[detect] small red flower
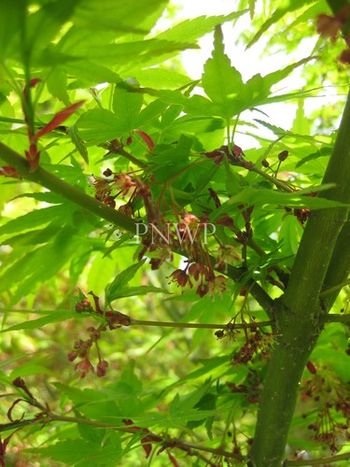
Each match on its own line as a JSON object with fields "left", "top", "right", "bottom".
{"left": 169, "top": 269, "right": 191, "bottom": 288}
{"left": 75, "top": 298, "right": 92, "bottom": 313}
{"left": 0, "top": 166, "right": 20, "bottom": 178}
{"left": 135, "top": 129, "right": 155, "bottom": 151}
{"left": 340, "top": 48, "right": 350, "bottom": 64}
{"left": 96, "top": 360, "right": 109, "bottom": 377}
{"left": 316, "top": 14, "right": 342, "bottom": 41}
{"left": 75, "top": 358, "right": 94, "bottom": 378}
{"left": 196, "top": 283, "right": 209, "bottom": 297}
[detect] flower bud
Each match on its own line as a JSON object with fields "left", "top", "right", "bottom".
{"left": 278, "top": 150, "right": 289, "bottom": 162}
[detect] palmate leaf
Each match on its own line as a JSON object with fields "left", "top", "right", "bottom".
{"left": 0, "top": 225, "right": 82, "bottom": 304}
{"left": 1, "top": 312, "right": 89, "bottom": 333}
{"left": 202, "top": 26, "right": 244, "bottom": 119}
{"left": 73, "top": 0, "right": 168, "bottom": 34}
{"left": 105, "top": 261, "right": 145, "bottom": 302}
{"left": 164, "top": 30, "right": 312, "bottom": 119}
{"left": 76, "top": 109, "right": 127, "bottom": 145}
{"left": 109, "top": 286, "right": 169, "bottom": 300}
{"left": 155, "top": 10, "right": 247, "bottom": 43}
{"left": 113, "top": 87, "right": 144, "bottom": 131}
{"left": 0, "top": 0, "right": 79, "bottom": 61}
{"left": 211, "top": 186, "right": 349, "bottom": 220}
{"left": 246, "top": 0, "right": 316, "bottom": 48}
{"left": 29, "top": 435, "right": 122, "bottom": 467}
{"left": 0, "top": 205, "right": 67, "bottom": 237}
{"left": 56, "top": 39, "right": 197, "bottom": 65}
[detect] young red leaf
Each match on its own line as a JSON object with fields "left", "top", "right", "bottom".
{"left": 306, "top": 361, "right": 317, "bottom": 374}
{"left": 23, "top": 78, "right": 41, "bottom": 99}
{"left": 0, "top": 166, "right": 21, "bottom": 179}
{"left": 25, "top": 143, "right": 40, "bottom": 172}
{"left": 167, "top": 451, "right": 180, "bottom": 467}
{"left": 35, "top": 100, "right": 85, "bottom": 140}
{"left": 135, "top": 129, "right": 155, "bottom": 151}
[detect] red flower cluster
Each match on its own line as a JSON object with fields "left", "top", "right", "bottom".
{"left": 69, "top": 293, "right": 131, "bottom": 378}
{"left": 227, "top": 369, "right": 262, "bottom": 404}
{"left": 233, "top": 327, "right": 272, "bottom": 364}
{"left": 317, "top": 6, "right": 350, "bottom": 64}
{"left": 68, "top": 325, "right": 106, "bottom": 379}
{"left": 301, "top": 372, "right": 350, "bottom": 452}
{"left": 169, "top": 261, "right": 227, "bottom": 297}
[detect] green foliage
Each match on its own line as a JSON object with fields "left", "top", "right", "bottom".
{"left": 0, "top": 1, "right": 350, "bottom": 466}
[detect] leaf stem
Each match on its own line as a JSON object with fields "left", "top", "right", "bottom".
{"left": 129, "top": 318, "right": 272, "bottom": 330}
{"left": 323, "top": 314, "right": 350, "bottom": 325}
{"left": 0, "top": 413, "right": 243, "bottom": 463}
{"left": 284, "top": 451, "right": 350, "bottom": 466}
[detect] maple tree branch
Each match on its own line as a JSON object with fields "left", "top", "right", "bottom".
{"left": 323, "top": 314, "right": 350, "bottom": 325}
{"left": 0, "top": 142, "right": 274, "bottom": 315}
{"left": 129, "top": 318, "right": 273, "bottom": 330}
{"left": 0, "top": 413, "right": 241, "bottom": 464}
{"left": 284, "top": 451, "right": 350, "bottom": 466}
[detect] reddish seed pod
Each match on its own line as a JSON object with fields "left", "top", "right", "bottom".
{"left": 75, "top": 299, "right": 92, "bottom": 313}
{"left": 67, "top": 351, "right": 78, "bottom": 362}
{"left": 96, "top": 360, "right": 109, "bottom": 377}
{"left": 103, "top": 168, "right": 113, "bottom": 177}
{"left": 196, "top": 283, "right": 209, "bottom": 297}
{"left": 215, "top": 330, "right": 225, "bottom": 339}
{"left": 261, "top": 159, "right": 269, "bottom": 168}
{"left": 278, "top": 150, "right": 289, "bottom": 161}
{"left": 340, "top": 48, "right": 350, "bottom": 64}
{"left": 306, "top": 361, "right": 317, "bottom": 374}
{"left": 103, "top": 196, "right": 116, "bottom": 208}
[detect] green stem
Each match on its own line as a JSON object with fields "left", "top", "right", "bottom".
{"left": 0, "top": 142, "right": 136, "bottom": 232}
{"left": 250, "top": 87, "right": 350, "bottom": 467}
{"left": 284, "top": 451, "right": 350, "bottom": 466}
{"left": 323, "top": 314, "right": 350, "bottom": 325}
{"left": 0, "top": 413, "right": 237, "bottom": 462}
{"left": 130, "top": 318, "right": 272, "bottom": 330}
{"left": 320, "top": 276, "right": 350, "bottom": 299}
{"left": 320, "top": 219, "right": 350, "bottom": 310}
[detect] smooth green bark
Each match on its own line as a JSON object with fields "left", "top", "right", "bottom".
{"left": 250, "top": 88, "right": 350, "bottom": 466}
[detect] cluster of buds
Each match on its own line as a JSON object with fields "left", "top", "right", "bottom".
{"left": 91, "top": 176, "right": 115, "bottom": 207}
{"left": 294, "top": 208, "right": 311, "bottom": 224}
{"left": 0, "top": 166, "right": 21, "bottom": 179}
{"left": 68, "top": 325, "right": 109, "bottom": 378}
{"left": 68, "top": 294, "right": 132, "bottom": 378}
{"left": 317, "top": 5, "right": 350, "bottom": 64}
{"left": 301, "top": 373, "right": 350, "bottom": 452}
{"left": 90, "top": 169, "right": 139, "bottom": 209}
{"left": 169, "top": 261, "right": 227, "bottom": 298}
{"left": 232, "top": 327, "right": 272, "bottom": 364}
{"left": 215, "top": 245, "right": 241, "bottom": 271}
{"left": 261, "top": 150, "right": 289, "bottom": 170}
{"left": 226, "top": 369, "right": 262, "bottom": 404}
{"left": 204, "top": 144, "right": 245, "bottom": 165}
{"left": 139, "top": 212, "right": 211, "bottom": 273}
{"left": 114, "top": 172, "right": 137, "bottom": 196}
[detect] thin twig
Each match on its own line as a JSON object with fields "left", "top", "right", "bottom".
{"left": 130, "top": 318, "right": 273, "bottom": 330}
{"left": 284, "top": 451, "right": 350, "bottom": 466}
{"left": 323, "top": 314, "right": 350, "bottom": 325}
{"left": 0, "top": 414, "right": 243, "bottom": 463}
{"left": 320, "top": 279, "right": 350, "bottom": 298}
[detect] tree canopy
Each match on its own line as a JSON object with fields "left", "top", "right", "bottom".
{"left": 0, "top": 1, "right": 350, "bottom": 466}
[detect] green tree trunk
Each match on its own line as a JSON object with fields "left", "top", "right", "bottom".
{"left": 250, "top": 88, "right": 350, "bottom": 466}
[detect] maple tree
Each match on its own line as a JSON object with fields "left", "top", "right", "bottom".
{"left": 0, "top": 1, "right": 350, "bottom": 466}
